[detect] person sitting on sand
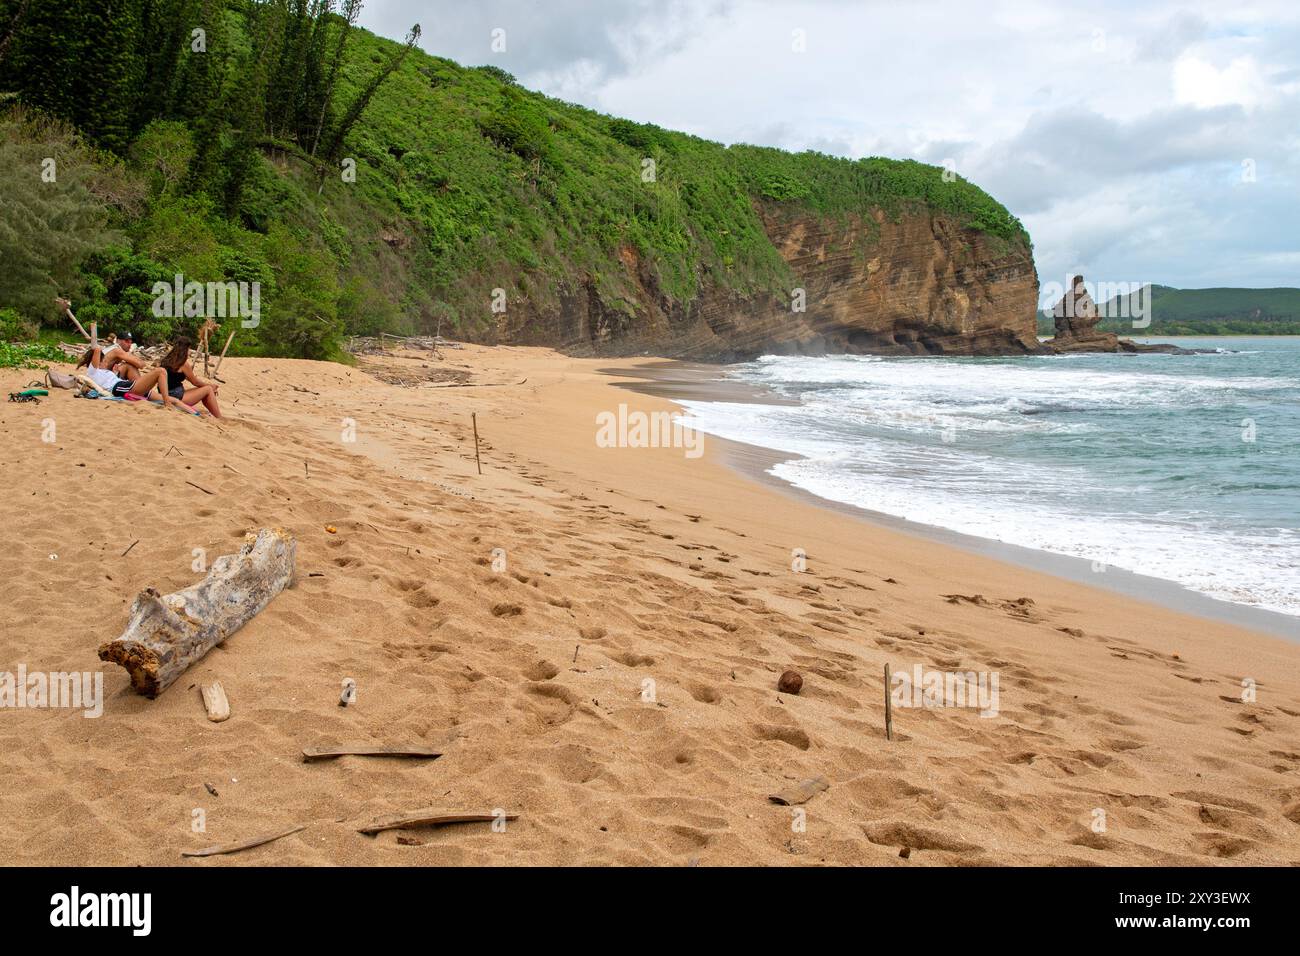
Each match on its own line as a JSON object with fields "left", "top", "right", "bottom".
{"left": 75, "top": 344, "right": 180, "bottom": 407}
{"left": 157, "top": 337, "right": 223, "bottom": 418}
{"left": 99, "top": 332, "right": 142, "bottom": 382}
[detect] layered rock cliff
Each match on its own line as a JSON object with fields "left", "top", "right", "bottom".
{"left": 492, "top": 204, "right": 1041, "bottom": 361}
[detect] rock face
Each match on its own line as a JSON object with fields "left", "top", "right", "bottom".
{"left": 489, "top": 205, "right": 1041, "bottom": 360}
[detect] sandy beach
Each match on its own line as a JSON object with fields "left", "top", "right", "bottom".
{"left": 2, "top": 344, "right": 1298, "bottom": 866}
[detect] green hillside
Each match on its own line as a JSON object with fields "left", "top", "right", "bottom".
{"left": 1037, "top": 285, "right": 1300, "bottom": 336}
{"left": 0, "top": 0, "right": 1027, "bottom": 359}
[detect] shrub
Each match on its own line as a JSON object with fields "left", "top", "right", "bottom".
{"left": 129, "top": 120, "right": 195, "bottom": 197}
{"left": 475, "top": 65, "right": 517, "bottom": 87}
{"left": 0, "top": 307, "right": 38, "bottom": 342}
{"left": 759, "top": 173, "right": 809, "bottom": 201}
{"left": 609, "top": 119, "right": 664, "bottom": 152}
{"left": 479, "top": 89, "right": 551, "bottom": 162}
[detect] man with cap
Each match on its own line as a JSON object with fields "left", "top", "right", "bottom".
{"left": 102, "top": 331, "right": 143, "bottom": 382}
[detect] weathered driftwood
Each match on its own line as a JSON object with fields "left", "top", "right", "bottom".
{"left": 99, "top": 528, "right": 296, "bottom": 698}
{"left": 357, "top": 811, "right": 517, "bottom": 836}
{"left": 181, "top": 824, "right": 305, "bottom": 858}
{"left": 767, "top": 775, "right": 830, "bottom": 806}
{"left": 200, "top": 681, "right": 230, "bottom": 722}
{"left": 301, "top": 744, "right": 441, "bottom": 763}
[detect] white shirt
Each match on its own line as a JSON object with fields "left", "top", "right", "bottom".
{"left": 86, "top": 365, "right": 122, "bottom": 391}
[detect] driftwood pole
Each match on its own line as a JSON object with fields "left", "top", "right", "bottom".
{"left": 58, "top": 299, "right": 92, "bottom": 341}
{"left": 213, "top": 329, "right": 237, "bottom": 379}
{"left": 471, "top": 412, "right": 482, "bottom": 475}
{"left": 884, "top": 663, "right": 894, "bottom": 741}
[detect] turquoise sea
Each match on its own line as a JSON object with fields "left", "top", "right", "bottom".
{"left": 679, "top": 338, "right": 1300, "bottom": 618}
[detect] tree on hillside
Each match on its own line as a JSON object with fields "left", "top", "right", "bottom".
{"left": 0, "top": 0, "right": 33, "bottom": 70}
{"left": 310, "top": 0, "right": 362, "bottom": 157}
{"left": 135, "top": 0, "right": 201, "bottom": 128}
{"left": 0, "top": 109, "right": 119, "bottom": 318}
{"left": 320, "top": 22, "right": 420, "bottom": 164}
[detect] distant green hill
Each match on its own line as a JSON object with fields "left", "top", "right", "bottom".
{"left": 1037, "top": 285, "right": 1300, "bottom": 336}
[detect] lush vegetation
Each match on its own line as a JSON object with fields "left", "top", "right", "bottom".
{"left": 0, "top": 0, "right": 1028, "bottom": 360}
{"left": 1037, "top": 285, "right": 1300, "bottom": 335}
{"left": 0, "top": 340, "right": 66, "bottom": 370}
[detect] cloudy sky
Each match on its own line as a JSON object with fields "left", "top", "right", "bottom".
{"left": 360, "top": 0, "right": 1300, "bottom": 291}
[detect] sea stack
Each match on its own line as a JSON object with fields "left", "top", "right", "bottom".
{"left": 1044, "top": 275, "right": 1188, "bottom": 354}
{"left": 1048, "top": 275, "right": 1121, "bottom": 351}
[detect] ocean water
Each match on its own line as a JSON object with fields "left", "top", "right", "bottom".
{"left": 678, "top": 337, "right": 1300, "bottom": 618}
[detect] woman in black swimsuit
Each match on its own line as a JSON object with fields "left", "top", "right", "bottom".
{"left": 158, "top": 337, "right": 223, "bottom": 418}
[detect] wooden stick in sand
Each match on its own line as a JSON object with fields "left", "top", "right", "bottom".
{"left": 357, "top": 811, "right": 517, "bottom": 836}
{"left": 471, "top": 412, "right": 482, "bottom": 475}
{"left": 57, "top": 298, "right": 91, "bottom": 341}
{"left": 213, "top": 328, "right": 237, "bottom": 379}
{"left": 182, "top": 824, "right": 305, "bottom": 858}
{"left": 301, "top": 744, "right": 442, "bottom": 762}
{"left": 884, "top": 663, "right": 894, "bottom": 741}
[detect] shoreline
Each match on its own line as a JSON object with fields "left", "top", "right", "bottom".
{"left": 610, "top": 359, "right": 1299, "bottom": 642}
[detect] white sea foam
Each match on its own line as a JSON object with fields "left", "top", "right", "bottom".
{"left": 679, "top": 350, "right": 1300, "bottom": 617}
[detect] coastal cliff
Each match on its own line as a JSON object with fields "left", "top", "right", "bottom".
{"left": 492, "top": 205, "right": 1041, "bottom": 360}
{"left": 1, "top": 11, "right": 1041, "bottom": 362}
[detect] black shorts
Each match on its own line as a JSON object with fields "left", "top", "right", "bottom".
{"left": 169, "top": 385, "right": 185, "bottom": 400}
{"left": 111, "top": 381, "right": 132, "bottom": 397}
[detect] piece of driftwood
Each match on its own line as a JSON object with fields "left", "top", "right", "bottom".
{"left": 98, "top": 528, "right": 296, "bottom": 698}
{"left": 767, "top": 775, "right": 830, "bottom": 806}
{"left": 301, "top": 744, "right": 441, "bottom": 763}
{"left": 425, "top": 378, "right": 527, "bottom": 389}
{"left": 471, "top": 412, "right": 482, "bottom": 475}
{"left": 181, "top": 824, "right": 305, "bottom": 858}
{"left": 357, "top": 811, "right": 517, "bottom": 836}
{"left": 200, "top": 681, "right": 230, "bottom": 722}
{"left": 213, "top": 329, "right": 237, "bottom": 378}
{"left": 884, "top": 663, "right": 894, "bottom": 741}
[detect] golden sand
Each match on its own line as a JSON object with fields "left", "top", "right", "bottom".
{"left": 1, "top": 345, "right": 1297, "bottom": 865}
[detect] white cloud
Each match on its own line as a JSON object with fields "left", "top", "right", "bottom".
{"left": 1173, "top": 55, "right": 1272, "bottom": 110}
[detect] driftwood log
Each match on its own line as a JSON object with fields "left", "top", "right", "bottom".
{"left": 99, "top": 528, "right": 296, "bottom": 698}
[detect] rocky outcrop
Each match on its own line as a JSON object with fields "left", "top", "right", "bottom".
{"left": 1044, "top": 274, "right": 1190, "bottom": 354}
{"left": 1046, "top": 274, "right": 1122, "bottom": 352}
{"left": 490, "top": 205, "right": 1041, "bottom": 360}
